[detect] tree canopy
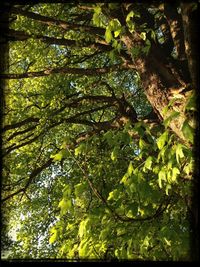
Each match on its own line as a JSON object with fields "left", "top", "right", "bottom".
{"left": 1, "top": 2, "right": 199, "bottom": 261}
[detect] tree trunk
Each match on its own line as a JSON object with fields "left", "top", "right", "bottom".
{"left": 121, "top": 33, "right": 192, "bottom": 145}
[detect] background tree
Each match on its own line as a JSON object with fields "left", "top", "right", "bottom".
{"left": 1, "top": 2, "right": 198, "bottom": 261}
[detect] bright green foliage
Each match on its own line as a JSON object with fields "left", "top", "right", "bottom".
{"left": 49, "top": 228, "right": 58, "bottom": 244}
{"left": 181, "top": 120, "right": 195, "bottom": 144}
{"left": 1, "top": 2, "right": 196, "bottom": 262}
{"left": 157, "top": 131, "right": 169, "bottom": 150}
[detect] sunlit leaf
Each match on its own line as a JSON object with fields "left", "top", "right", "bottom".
{"left": 58, "top": 198, "right": 72, "bottom": 215}
{"left": 157, "top": 131, "right": 168, "bottom": 150}
{"left": 165, "top": 184, "right": 171, "bottom": 195}
{"left": 105, "top": 27, "right": 113, "bottom": 43}
{"left": 75, "top": 143, "right": 86, "bottom": 156}
{"left": 158, "top": 168, "right": 166, "bottom": 188}
{"left": 185, "top": 93, "right": 196, "bottom": 111}
{"left": 181, "top": 119, "right": 194, "bottom": 144}
{"left": 140, "top": 32, "right": 146, "bottom": 41}
{"left": 50, "top": 151, "right": 63, "bottom": 161}
{"left": 144, "top": 156, "right": 153, "bottom": 170}
{"left": 126, "top": 11, "right": 134, "bottom": 22}
{"left": 175, "top": 144, "right": 184, "bottom": 164}
{"left": 171, "top": 167, "right": 180, "bottom": 182}
{"left": 127, "top": 161, "right": 134, "bottom": 176}
{"left": 111, "top": 146, "right": 119, "bottom": 161}
{"left": 49, "top": 228, "right": 57, "bottom": 244}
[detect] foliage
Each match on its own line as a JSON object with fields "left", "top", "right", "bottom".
{"left": 1, "top": 2, "right": 197, "bottom": 261}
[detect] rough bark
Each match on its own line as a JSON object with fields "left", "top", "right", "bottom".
{"left": 180, "top": 3, "right": 198, "bottom": 90}
{"left": 121, "top": 32, "right": 190, "bottom": 144}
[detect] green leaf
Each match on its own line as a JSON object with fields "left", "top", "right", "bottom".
{"left": 127, "top": 161, "right": 134, "bottom": 176}
{"left": 126, "top": 11, "right": 134, "bottom": 22}
{"left": 63, "top": 185, "right": 72, "bottom": 198}
{"left": 78, "top": 218, "right": 89, "bottom": 238}
{"left": 108, "top": 3, "right": 119, "bottom": 10}
{"left": 50, "top": 151, "right": 63, "bottom": 161}
{"left": 112, "top": 39, "right": 118, "bottom": 49}
{"left": 157, "top": 131, "right": 168, "bottom": 150}
{"left": 165, "top": 184, "right": 171, "bottom": 196}
{"left": 50, "top": 148, "right": 70, "bottom": 161}
{"left": 105, "top": 27, "right": 113, "bottom": 43}
{"left": 162, "top": 105, "right": 169, "bottom": 116}
{"left": 158, "top": 168, "right": 166, "bottom": 188}
{"left": 163, "top": 111, "right": 180, "bottom": 127}
{"left": 103, "top": 130, "right": 113, "bottom": 143}
{"left": 183, "top": 162, "right": 193, "bottom": 176}
{"left": 74, "top": 182, "right": 86, "bottom": 197}
{"left": 127, "top": 20, "right": 135, "bottom": 33}
{"left": 92, "top": 13, "right": 100, "bottom": 27}
{"left": 93, "top": 6, "right": 101, "bottom": 15}
{"left": 99, "top": 228, "right": 110, "bottom": 240}
{"left": 114, "top": 29, "right": 121, "bottom": 37}
{"left": 75, "top": 143, "right": 86, "bottom": 156}
{"left": 116, "top": 227, "right": 126, "bottom": 236}
{"left": 144, "top": 156, "right": 153, "bottom": 170}
{"left": 171, "top": 167, "right": 180, "bottom": 182}
{"left": 121, "top": 131, "right": 131, "bottom": 145}
{"left": 140, "top": 32, "right": 146, "bottom": 41}
{"left": 139, "top": 138, "right": 147, "bottom": 150}
{"left": 185, "top": 93, "right": 196, "bottom": 111}
{"left": 115, "top": 248, "right": 120, "bottom": 258}
{"left": 142, "top": 40, "right": 151, "bottom": 55}
{"left": 167, "top": 160, "right": 174, "bottom": 170}
{"left": 107, "top": 188, "right": 119, "bottom": 201}
{"left": 134, "top": 122, "right": 146, "bottom": 137}
{"left": 109, "top": 50, "right": 117, "bottom": 62}
{"left": 49, "top": 227, "right": 57, "bottom": 244}
{"left": 110, "top": 19, "right": 121, "bottom": 32}
{"left": 157, "top": 145, "right": 168, "bottom": 163}
{"left": 120, "top": 173, "right": 129, "bottom": 185}
{"left": 175, "top": 144, "right": 184, "bottom": 164}
{"left": 150, "top": 29, "right": 156, "bottom": 41}
{"left": 58, "top": 198, "right": 72, "bottom": 215}
{"left": 181, "top": 119, "right": 194, "bottom": 144}
{"left": 126, "top": 203, "right": 138, "bottom": 218}
{"left": 164, "top": 237, "right": 171, "bottom": 246}
{"left": 111, "top": 146, "right": 119, "bottom": 161}
{"left": 78, "top": 239, "right": 89, "bottom": 258}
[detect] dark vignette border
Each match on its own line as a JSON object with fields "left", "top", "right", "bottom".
{"left": 0, "top": 1, "right": 199, "bottom": 264}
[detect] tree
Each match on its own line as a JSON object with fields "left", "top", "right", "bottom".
{"left": 1, "top": 2, "right": 198, "bottom": 261}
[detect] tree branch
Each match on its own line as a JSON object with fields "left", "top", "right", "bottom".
{"left": 9, "top": 6, "right": 105, "bottom": 36}
{"left": 5, "top": 29, "right": 111, "bottom": 52}
{"left": 0, "top": 64, "right": 126, "bottom": 79}
{"left": 164, "top": 3, "right": 186, "bottom": 60}
{"left": 3, "top": 117, "right": 39, "bottom": 132}
{"left": 6, "top": 125, "right": 37, "bottom": 142}
{"left": 1, "top": 158, "right": 53, "bottom": 203}
{"left": 180, "top": 3, "right": 198, "bottom": 89}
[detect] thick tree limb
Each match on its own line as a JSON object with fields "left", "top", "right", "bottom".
{"left": 164, "top": 3, "right": 186, "bottom": 60}
{"left": 9, "top": 6, "right": 105, "bottom": 36}
{"left": 121, "top": 32, "right": 190, "bottom": 144}
{"left": 180, "top": 3, "right": 198, "bottom": 89}
{"left": 0, "top": 64, "right": 128, "bottom": 79}
{"left": 6, "top": 125, "right": 37, "bottom": 141}
{"left": 4, "top": 29, "right": 111, "bottom": 51}
{"left": 3, "top": 117, "right": 39, "bottom": 132}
